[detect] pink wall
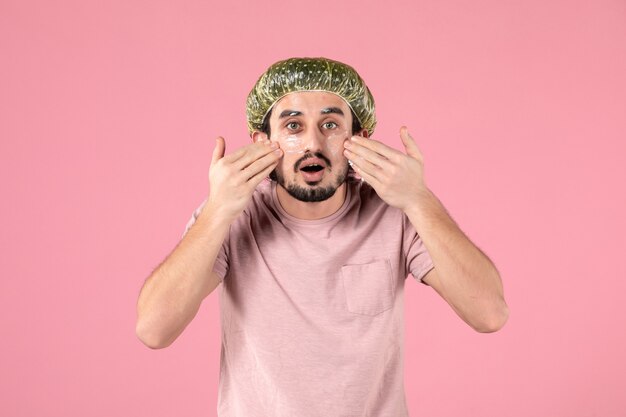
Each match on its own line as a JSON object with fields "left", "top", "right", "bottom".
{"left": 1, "top": 0, "right": 625, "bottom": 416}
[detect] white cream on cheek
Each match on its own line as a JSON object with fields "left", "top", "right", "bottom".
{"left": 272, "top": 128, "right": 349, "bottom": 158}
{"left": 280, "top": 134, "right": 305, "bottom": 154}
{"left": 325, "top": 128, "right": 350, "bottom": 158}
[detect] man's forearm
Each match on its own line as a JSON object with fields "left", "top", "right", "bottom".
{"left": 405, "top": 187, "right": 508, "bottom": 331}
{"left": 135, "top": 202, "right": 231, "bottom": 348}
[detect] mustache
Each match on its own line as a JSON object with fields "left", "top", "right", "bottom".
{"left": 294, "top": 152, "right": 332, "bottom": 172}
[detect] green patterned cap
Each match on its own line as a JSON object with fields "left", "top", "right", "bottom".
{"left": 246, "top": 57, "right": 377, "bottom": 136}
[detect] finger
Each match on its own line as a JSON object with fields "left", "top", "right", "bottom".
{"left": 343, "top": 142, "right": 393, "bottom": 172}
{"left": 347, "top": 150, "right": 382, "bottom": 183}
{"left": 211, "top": 136, "right": 226, "bottom": 165}
{"left": 350, "top": 159, "right": 381, "bottom": 189}
{"left": 234, "top": 141, "right": 278, "bottom": 171}
{"left": 222, "top": 140, "right": 266, "bottom": 165}
{"left": 399, "top": 126, "right": 423, "bottom": 160}
{"left": 247, "top": 154, "right": 280, "bottom": 186}
{"left": 243, "top": 148, "right": 282, "bottom": 181}
{"left": 349, "top": 135, "right": 403, "bottom": 162}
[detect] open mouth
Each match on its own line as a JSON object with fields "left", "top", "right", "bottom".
{"left": 299, "top": 164, "right": 326, "bottom": 182}
{"left": 300, "top": 165, "right": 324, "bottom": 173}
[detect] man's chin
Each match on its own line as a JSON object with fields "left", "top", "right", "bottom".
{"left": 273, "top": 174, "right": 340, "bottom": 203}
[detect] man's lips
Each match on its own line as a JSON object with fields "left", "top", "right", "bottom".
{"left": 298, "top": 157, "right": 327, "bottom": 170}
{"left": 300, "top": 167, "right": 325, "bottom": 182}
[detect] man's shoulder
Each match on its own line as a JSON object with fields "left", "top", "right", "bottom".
{"left": 256, "top": 178, "right": 274, "bottom": 202}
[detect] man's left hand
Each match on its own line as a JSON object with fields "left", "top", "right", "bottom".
{"left": 343, "top": 126, "right": 429, "bottom": 212}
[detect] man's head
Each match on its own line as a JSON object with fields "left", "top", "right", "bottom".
{"left": 246, "top": 57, "right": 376, "bottom": 202}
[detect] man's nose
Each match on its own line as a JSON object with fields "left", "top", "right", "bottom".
{"left": 302, "top": 128, "right": 325, "bottom": 152}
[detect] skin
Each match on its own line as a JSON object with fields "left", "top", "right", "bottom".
{"left": 136, "top": 138, "right": 283, "bottom": 348}
{"left": 339, "top": 123, "right": 509, "bottom": 332}
{"left": 136, "top": 91, "right": 509, "bottom": 350}
{"left": 253, "top": 91, "right": 509, "bottom": 332}
{"left": 251, "top": 91, "right": 368, "bottom": 220}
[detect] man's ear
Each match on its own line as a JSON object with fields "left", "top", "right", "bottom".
{"left": 251, "top": 130, "right": 268, "bottom": 144}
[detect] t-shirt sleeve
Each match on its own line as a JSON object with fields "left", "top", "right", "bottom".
{"left": 403, "top": 212, "right": 434, "bottom": 285}
{"left": 181, "top": 199, "right": 229, "bottom": 282}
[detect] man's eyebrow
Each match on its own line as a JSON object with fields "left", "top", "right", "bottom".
{"left": 321, "top": 107, "right": 345, "bottom": 116}
{"left": 278, "top": 110, "right": 302, "bottom": 119}
{"left": 278, "top": 107, "right": 345, "bottom": 119}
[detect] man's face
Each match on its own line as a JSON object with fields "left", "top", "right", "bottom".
{"left": 263, "top": 91, "right": 358, "bottom": 202}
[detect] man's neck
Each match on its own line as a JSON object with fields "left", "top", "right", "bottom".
{"left": 275, "top": 183, "right": 347, "bottom": 220}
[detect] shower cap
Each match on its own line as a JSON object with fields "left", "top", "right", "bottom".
{"left": 246, "top": 57, "right": 377, "bottom": 136}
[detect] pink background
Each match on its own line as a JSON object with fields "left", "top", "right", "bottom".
{"left": 1, "top": 0, "right": 625, "bottom": 416}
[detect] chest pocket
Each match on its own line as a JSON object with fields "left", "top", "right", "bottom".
{"left": 340, "top": 259, "right": 394, "bottom": 316}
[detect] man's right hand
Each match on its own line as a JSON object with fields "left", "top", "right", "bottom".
{"left": 205, "top": 135, "right": 282, "bottom": 221}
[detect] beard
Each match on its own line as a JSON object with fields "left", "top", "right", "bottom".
{"left": 270, "top": 161, "right": 350, "bottom": 203}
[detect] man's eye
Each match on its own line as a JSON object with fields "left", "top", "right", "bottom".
{"left": 323, "top": 122, "right": 338, "bottom": 129}
{"left": 286, "top": 122, "right": 300, "bottom": 130}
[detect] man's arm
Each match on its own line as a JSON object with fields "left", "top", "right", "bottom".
{"left": 135, "top": 135, "right": 282, "bottom": 349}
{"left": 135, "top": 203, "right": 229, "bottom": 349}
{"left": 406, "top": 188, "right": 509, "bottom": 333}
{"left": 341, "top": 127, "right": 508, "bottom": 332}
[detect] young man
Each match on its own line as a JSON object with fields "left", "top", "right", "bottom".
{"left": 136, "top": 57, "right": 509, "bottom": 416}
